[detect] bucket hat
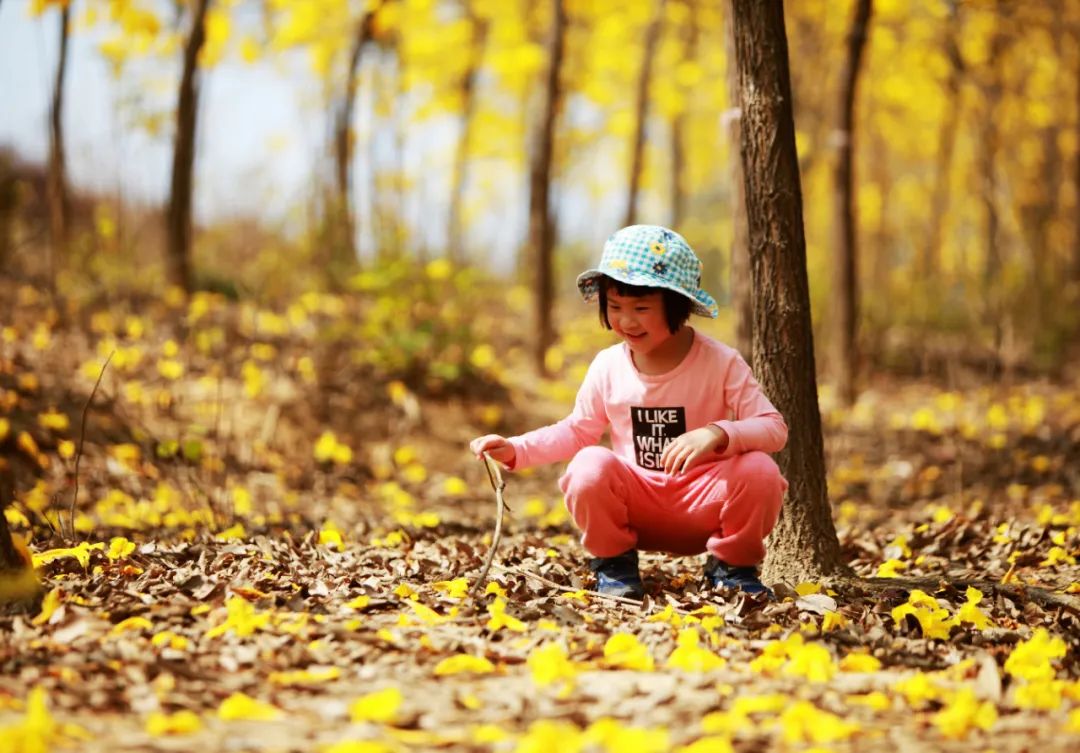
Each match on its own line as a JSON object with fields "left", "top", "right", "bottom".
{"left": 576, "top": 225, "right": 719, "bottom": 318}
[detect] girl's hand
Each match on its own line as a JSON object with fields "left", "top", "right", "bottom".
{"left": 660, "top": 426, "right": 728, "bottom": 475}
{"left": 469, "top": 434, "right": 516, "bottom": 466}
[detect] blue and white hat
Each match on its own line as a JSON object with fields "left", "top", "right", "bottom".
{"left": 576, "top": 225, "right": 719, "bottom": 318}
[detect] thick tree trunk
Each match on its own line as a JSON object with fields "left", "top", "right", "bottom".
{"left": 0, "top": 152, "right": 14, "bottom": 273}
{"left": 980, "top": 10, "right": 1006, "bottom": 293}
{"left": 530, "top": 0, "right": 566, "bottom": 376}
{"left": 624, "top": 0, "right": 664, "bottom": 227}
{"left": 331, "top": 6, "right": 380, "bottom": 281}
{"left": 45, "top": 4, "right": 71, "bottom": 287}
{"left": 447, "top": 11, "right": 489, "bottom": 264}
{"left": 730, "top": 0, "right": 848, "bottom": 583}
{"left": 832, "top": 0, "right": 872, "bottom": 407}
{"left": 724, "top": 8, "right": 752, "bottom": 358}
{"left": 921, "top": 0, "right": 963, "bottom": 280}
{"left": 166, "top": 0, "right": 211, "bottom": 294}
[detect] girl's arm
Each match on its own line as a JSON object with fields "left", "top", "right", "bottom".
{"left": 505, "top": 356, "right": 609, "bottom": 470}
{"left": 710, "top": 354, "right": 788, "bottom": 457}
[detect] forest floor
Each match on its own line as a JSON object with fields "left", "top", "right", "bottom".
{"left": 1, "top": 276, "right": 1079, "bottom": 753}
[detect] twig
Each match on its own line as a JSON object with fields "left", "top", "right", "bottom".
{"left": 470, "top": 452, "right": 508, "bottom": 597}
{"left": 491, "top": 563, "right": 675, "bottom": 612}
{"left": 855, "top": 576, "right": 1080, "bottom": 617}
{"left": 70, "top": 350, "right": 114, "bottom": 542}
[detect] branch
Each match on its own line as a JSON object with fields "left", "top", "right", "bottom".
{"left": 70, "top": 350, "right": 113, "bottom": 541}
{"left": 470, "top": 453, "right": 508, "bottom": 597}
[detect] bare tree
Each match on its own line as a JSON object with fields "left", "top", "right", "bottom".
{"left": 730, "top": 0, "right": 848, "bottom": 583}
{"left": 165, "top": 0, "right": 212, "bottom": 294}
{"left": 447, "top": 5, "right": 489, "bottom": 263}
{"left": 46, "top": 2, "right": 71, "bottom": 287}
{"left": 832, "top": 0, "right": 873, "bottom": 406}
{"left": 625, "top": 0, "right": 665, "bottom": 226}
{"left": 921, "top": 0, "right": 964, "bottom": 279}
{"left": 529, "top": 0, "right": 567, "bottom": 375}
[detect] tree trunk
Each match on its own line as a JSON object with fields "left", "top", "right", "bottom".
{"left": 0, "top": 153, "right": 14, "bottom": 273}
{"left": 724, "top": 7, "right": 752, "bottom": 358}
{"left": 166, "top": 0, "right": 211, "bottom": 294}
{"left": 1074, "top": 18, "right": 1080, "bottom": 283}
{"left": 624, "top": 0, "right": 665, "bottom": 227}
{"left": 530, "top": 0, "right": 567, "bottom": 376}
{"left": 832, "top": 0, "right": 872, "bottom": 407}
{"left": 670, "top": 5, "right": 699, "bottom": 230}
{"left": 447, "top": 10, "right": 489, "bottom": 264}
{"left": 45, "top": 3, "right": 71, "bottom": 288}
{"left": 980, "top": 8, "right": 1006, "bottom": 294}
{"left": 730, "top": 0, "right": 848, "bottom": 583}
{"left": 921, "top": 0, "right": 963, "bottom": 280}
{"left": 331, "top": 6, "right": 380, "bottom": 282}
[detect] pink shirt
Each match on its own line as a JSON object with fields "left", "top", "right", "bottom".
{"left": 508, "top": 330, "right": 787, "bottom": 472}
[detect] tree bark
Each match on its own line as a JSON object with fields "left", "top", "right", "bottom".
{"left": 832, "top": 0, "right": 872, "bottom": 407}
{"left": 530, "top": 0, "right": 566, "bottom": 376}
{"left": 724, "top": 7, "right": 751, "bottom": 358}
{"left": 1074, "top": 18, "right": 1080, "bottom": 283}
{"left": 921, "top": 0, "right": 963, "bottom": 280}
{"left": 625, "top": 0, "right": 665, "bottom": 226}
{"left": 730, "top": 0, "right": 848, "bottom": 583}
{"left": 166, "top": 0, "right": 212, "bottom": 294}
{"left": 447, "top": 9, "right": 489, "bottom": 264}
{"left": 45, "top": 3, "right": 71, "bottom": 288}
{"left": 332, "top": 5, "right": 381, "bottom": 281}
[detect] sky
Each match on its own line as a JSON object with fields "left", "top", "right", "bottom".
{"left": 0, "top": 1, "right": 643, "bottom": 271}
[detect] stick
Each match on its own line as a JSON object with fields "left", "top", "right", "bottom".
{"left": 470, "top": 452, "right": 508, "bottom": 597}
{"left": 491, "top": 563, "right": 668, "bottom": 611}
{"left": 70, "top": 350, "right": 113, "bottom": 541}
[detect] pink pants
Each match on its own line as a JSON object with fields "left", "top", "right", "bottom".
{"left": 558, "top": 446, "right": 787, "bottom": 566}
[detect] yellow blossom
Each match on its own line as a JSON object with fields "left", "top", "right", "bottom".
{"left": 527, "top": 642, "right": 580, "bottom": 689}
{"left": 146, "top": 710, "right": 202, "bottom": 736}
{"left": 666, "top": 629, "right": 726, "bottom": 673}
{"left": 603, "top": 633, "right": 655, "bottom": 672}
{"left": 486, "top": 597, "right": 527, "bottom": 633}
{"left": 217, "top": 692, "right": 281, "bottom": 721}
{"left": 779, "top": 700, "right": 860, "bottom": 744}
{"left": 1004, "top": 628, "right": 1067, "bottom": 682}
{"left": 349, "top": 687, "right": 403, "bottom": 723}
{"left": 433, "top": 654, "right": 495, "bottom": 676}
{"left": 934, "top": 688, "right": 996, "bottom": 739}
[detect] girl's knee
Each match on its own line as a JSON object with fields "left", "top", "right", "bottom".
{"left": 733, "top": 451, "right": 786, "bottom": 498}
{"left": 561, "top": 446, "right": 621, "bottom": 495}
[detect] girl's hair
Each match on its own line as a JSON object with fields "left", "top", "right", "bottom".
{"left": 598, "top": 276, "right": 691, "bottom": 334}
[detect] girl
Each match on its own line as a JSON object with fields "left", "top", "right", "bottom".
{"left": 470, "top": 225, "right": 787, "bottom": 599}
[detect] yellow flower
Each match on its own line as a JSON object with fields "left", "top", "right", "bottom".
{"left": 146, "top": 710, "right": 202, "bottom": 736}
{"left": 1004, "top": 628, "right": 1067, "bottom": 682}
{"left": 666, "top": 629, "right": 725, "bottom": 673}
{"left": 956, "top": 587, "right": 993, "bottom": 629}
{"left": 486, "top": 597, "right": 526, "bottom": 633}
{"left": 933, "top": 688, "right": 996, "bottom": 739}
{"left": 527, "top": 642, "right": 580, "bottom": 689}
{"left": 603, "top": 633, "right": 655, "bottom": 672}
{"left": 649, "top": 241, "right": 666, "bottom": 255}
{"left": 217, "top": 692, "right": 281, "bottom": 721}
{"left": 107, "top": 536, "right": 136, "bottom": 561}
{"left": 433, "top": 654, "right": 495, "bottom": 676}
{"left": 779, "top": 700, "right": 860, "bottom": 744}
{"left": 349, "top": 687, "right": 403, "bottom": 723}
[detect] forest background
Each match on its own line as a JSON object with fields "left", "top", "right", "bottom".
{"left": 1, "top": 1, "right": 1079, "bottom": 752}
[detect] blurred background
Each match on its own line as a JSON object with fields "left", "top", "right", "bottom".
{"left": 2, "top": 0, "right": 1079, "bottom": 389}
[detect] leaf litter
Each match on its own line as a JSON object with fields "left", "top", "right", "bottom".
{"left": 0, "top": 280, "right": 1078, "bottom": 752}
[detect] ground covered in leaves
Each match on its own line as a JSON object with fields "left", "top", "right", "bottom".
{"left": 1, "top": 275, "right": 1079, "bottom": 752}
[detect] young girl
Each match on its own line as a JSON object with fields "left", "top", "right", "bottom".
{"left": 470, "top": 225, "right": 788, "bottom": 599}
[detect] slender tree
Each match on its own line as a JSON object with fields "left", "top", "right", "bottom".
{"left": 447, "top": 5, "right": 489, "bottom": 263}
{"left": 166, "top": 0, "right": 212, "bottom": 294}
{"left": 832, "top": 0, "right": 872, "bottom": 406}
{"left": 1074, "top": 16, "right": 1080, "bottom": 284}
{"left": 723, "top": 6, "right": 751, "bottom": 358}
{"left": 331, "top": 5, "right": 382, "bottom": 280}
{"left": 530, "top": 0, "right": 567, "bottom": 376}
{"left": 921, "top": 0, "right": 964, "bottom": 280}
{"left": 45, "top": 2, "right": 71, "bottom": 287}
{"left": 730, "top": 0, "right": 848, "bottom": 582}
{"left": 625, "top": 0, "right": 665, "bottom": 226}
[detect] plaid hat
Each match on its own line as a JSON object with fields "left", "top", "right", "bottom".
{"left": 577, "top": 225, "right": 719, "bottom": 318}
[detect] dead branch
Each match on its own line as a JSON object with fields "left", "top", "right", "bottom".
{"left": 470, "top": 452, "right": 508, "bottom": 597}
{"left": 70, "top": 349, "right": 113, "bottom": 541}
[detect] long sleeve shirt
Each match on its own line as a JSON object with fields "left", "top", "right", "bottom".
{"left": 507, "top": 330, "right": 787, "bottom": 472}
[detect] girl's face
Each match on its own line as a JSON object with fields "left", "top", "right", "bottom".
{"left": 605, "top": 290, "right": 675, "bottom": 355}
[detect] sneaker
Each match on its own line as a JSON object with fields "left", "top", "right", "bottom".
{"left": 704, "top": 555, "right": 772, "bottom": 597}
{"left": 588, "top": 549, "right": 645, "bottom": 600}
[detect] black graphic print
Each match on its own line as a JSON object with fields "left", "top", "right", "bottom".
{"left": 631, "top": 406, "right": 686, "bottom": 469}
